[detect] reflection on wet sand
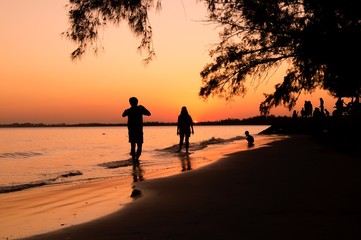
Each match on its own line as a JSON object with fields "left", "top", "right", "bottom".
{"left": 132, "top": 162, "right": 144, "bottom": 182}
{"left": 179, "top": 153, "right": 192, "bottom": 172}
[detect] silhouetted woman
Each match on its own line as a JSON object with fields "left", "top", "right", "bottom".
{"left": 177, "top": 106, "right": 194, "bottom": 153}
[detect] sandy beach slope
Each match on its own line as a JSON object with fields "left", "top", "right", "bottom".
{"left": 22, "top": 134, "right": 361, "bottom": 239}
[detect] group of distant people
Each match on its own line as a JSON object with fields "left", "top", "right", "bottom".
{"left": 122, "top": 97, "right": 254, "bottom": 168}
{"left": 292, "top": 98, "right": 330, "bottom": 119}
{"left": 333, "top": 96, "right": 360, "bottom": 117}
{"left": 292, "top": 96, "right": 360, "bottom": 119}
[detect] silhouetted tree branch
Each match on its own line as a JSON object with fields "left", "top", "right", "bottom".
{"left": 62, "top": 0, "right": 161, "bottom": 64}
{"left": 200, "top": 0, "right": 361, "bottom": 115}
{"left": 63, "top": 0, "right": 361, "bottom": 115}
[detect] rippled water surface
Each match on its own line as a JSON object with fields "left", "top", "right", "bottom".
{"left": 0, "top": 125, "right": 270, "bottom": 193}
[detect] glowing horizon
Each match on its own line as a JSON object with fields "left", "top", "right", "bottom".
{"left": 0, "top": 0, "right": 338, "bottom": 124}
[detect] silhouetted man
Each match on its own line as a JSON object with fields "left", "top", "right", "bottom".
{"left": 122, "top": 97, "right": 151, "bottom": 165}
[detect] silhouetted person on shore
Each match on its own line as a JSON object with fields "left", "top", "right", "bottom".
{"left": 177, "top": 106, "right": 194, "bottom": 153}
{"left": 122, "top": 97, "right": 151, "bottom": 166}
{"left": 319, "top": 97, "right": 324, "bottom": 115}
{"left": 334, "top": 97, "right": 346, "bottom": 116}
{"left": 304, "top": 100, "right": 313, "bottom": 117}
{"left": 245, "top": 130, "right": 254, "bottom": 146}
{"left": 325, "top": 109, "right": 330, "bottom": 117}
{"left": 301, "top": 107, "right": 306, "bottom": 118}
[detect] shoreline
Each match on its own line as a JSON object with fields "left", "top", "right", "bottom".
{"left": 3, "top": 133, "right": 360, "bottom": 239}
{"left": 1, "top": 135, "right": 278, "bottom": 240}
{"left": 22, "top": 134, "right": 361, "bottom": 240}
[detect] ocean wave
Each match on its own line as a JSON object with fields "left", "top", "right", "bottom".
{"left": 0, "top": 151, "right": 43, "bottom": 159}
{"left": 201, "top": 136, "right": 244, "bottom": 144}
{"left": 156, "top": 136, "right": 245, "bottom": 153}
{"left": 98, "top": 159, "right": 133, "bottom": 169}
{"left": 0, "top": 170, "right": 83, "bottom": 194}
{"left": 0, "top": 136, "right": 246, "bottom": 193}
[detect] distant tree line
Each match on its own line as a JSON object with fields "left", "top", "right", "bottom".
{"left": 0, "top": 116, "right": 279, "bottom": 128}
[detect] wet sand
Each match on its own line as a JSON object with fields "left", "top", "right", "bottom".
{"left": 0, "top": 135, "right": 274, "bottom": 240}
{"left": 8, "top": 134, "right": 361, "bottom": 239}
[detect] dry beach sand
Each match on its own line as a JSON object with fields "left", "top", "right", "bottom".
{"left": 4, "top": 134, "right": 361, "bottom": 240}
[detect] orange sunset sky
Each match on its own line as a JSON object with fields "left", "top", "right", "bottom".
{"left": 0, "top": 0, "right": 337, "bottom": 124}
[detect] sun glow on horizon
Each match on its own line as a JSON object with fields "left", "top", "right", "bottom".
{"left": 0, "top": 1, "right": 338, "bottom": 124}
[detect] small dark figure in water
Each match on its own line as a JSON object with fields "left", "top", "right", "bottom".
{"left": 245, "top": 130, "right": 254, "bottom": 146}
{"left": 177, "top": 106, "right": 194, "bottom": 153}
{"left": 122, "top": 97, "right": 151, "bottom": 166}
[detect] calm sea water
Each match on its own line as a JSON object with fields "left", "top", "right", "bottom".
{"left": 0, "top": 125, "right": 270, "bottom": 193}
